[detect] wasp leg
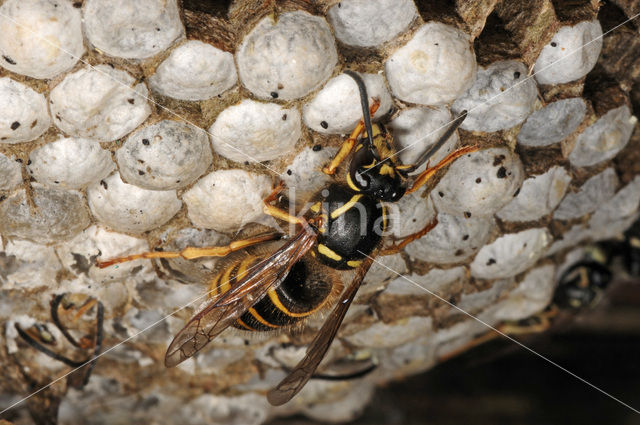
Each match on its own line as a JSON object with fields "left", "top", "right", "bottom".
{"left": 380, "top": 217, "right": 438, "bottom": 255}
{"left": 322, "top": 98, "right": 381, "bottom": 175}
{"left": 96, "top": 233, "right": 280, "bottom": 268}
{"left": 262, "top": 181, "right": 308, "bottom": 226}
{"left": 406, "top": 144, "right": 479, "bottom": 194}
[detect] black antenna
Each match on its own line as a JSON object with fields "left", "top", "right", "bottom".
{"left": 407, "top": 110, "right": 467, "bottom": 172}
{"left": 343, "top": 70, "right": 377, "bottom": 158}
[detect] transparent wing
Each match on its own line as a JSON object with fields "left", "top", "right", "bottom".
{"left": 165, "top": 228, "right": 317, "bottom": 367}
{"left": 267, "top": 256, "right": 374, "bottom": 406}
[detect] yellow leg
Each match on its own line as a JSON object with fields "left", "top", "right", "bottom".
{"left": 96, "top": 233, "right": 280, "bottom": 268}
{"left": 406, "top": 145, "right": 479, "bottom": 194}
{"left": 322, "top": 99, "right": 381, "bottom": 175}
{"left": 380, "top": 217, "right": 438, "bottom": 255}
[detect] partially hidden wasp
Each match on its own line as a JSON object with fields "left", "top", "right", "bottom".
{"left": 97, "top": 70, "right": 477, "bottom": 405}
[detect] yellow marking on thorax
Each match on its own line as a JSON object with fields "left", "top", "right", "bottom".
{"left": 379, "top": 163, "right": 395, "bottom": 176}
{"left": 317, "top": 244, "right": 342, "bottom": 261}
{"left": 347, "top": 260, "right": 363, "bottom": 268}
{"left": 248, "top": 307, "right": 279, "bottom": 328}
{"left": 346, "top": 172, "right": 360, "bottom": 192}
{"left": 310, "top": 201, "right": 321, "bottom": 213}
{"left": 330, "top": 194, "right": 363, "bottom": 219}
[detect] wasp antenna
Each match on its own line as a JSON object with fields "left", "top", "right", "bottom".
{"left": 408, "top": 110, "right": 468, "bottom": 172}
{"left": 343, "top": 70, "right": 377, "bottom": 158}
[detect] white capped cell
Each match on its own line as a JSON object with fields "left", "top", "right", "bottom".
{"left": 0, "top": 153, "right": 22, "bottom": 190}
{"left": 553, "top": 167, "right": 618, "bottom": 221}
{"left": 384, "top": 266, "right": 467, "bottom": 296}
{"left": 389, "top": 106, "right": 460, "bottom": 175}
{"left": 362, "top": 252, "right": 408, "bottom": 288}
{"left": 55, "top": 225, "right": 153, "bottom": 284}
{"left": 149, "top": 40, "right": 237, "bottom": 101}
{"left": 327, "top": 0, "right": 417, "bottom": 47}
{"left": 452, "top": 60, "right": 537, "bottom": 132}
{"left": 236, "top": 11, "right": 337, "bottom": 100}
{"left": 388, "top": 187, "right": 436, "bottom": 239}
{"left": 83, "top": 0, "right": 184, "bottom": 59}
{"left": 49, "top": 65, "right": 151, "bottom": 142}
{"left": 546, "top": 223, "right": 592, "bottom": 256}
{"left": 0, "top": 0, "right": 84, "bottom": 79}
{"left": 28, "top": 137, "right": 115, "bottom": 189}
{"left": 497, "top": 166, "right": 572, "bottom": 222}
{"left": 0, "top": 184, "right": 90, "bottom": 244}
{"left": 534, "top": 20, "right": 603, "bottom": 85}
{"left": 589, "top": 176, "right": 640, "bottom": 241}
{"left": 303, "top": 72, "right": 392, "bottom": 134}
{"left": 431, "top": 148, "right": 524, "bottom": 218}
{"left": 0, "top": 77, "right": 50, "bottom": 144}
{"left": 569, "top": 105, "right": 636, "bottom": 167}
{"left": 385, "top": 22, "right": 476, "bottom": 105}
{"left": 183, "top": 169, "right": 273, "bottom": 232}
{"left": 210, "top": 99, "right": 300, "bottom": 163}
{"left": 87, "top": 172, "right": 181, "bottom": 233}
{"left": 345, "top": 316, "right": 433, "bottom": 349}
{"left": 518, "top": 98, "right": 587, "bottom": 147}
{"left": 470, "top": 228, "right": 551, "bottom": 280}
{"left": 405, "top": 212, "right": 495, "bottom": 264}
{"left": 493, "top": 265, "right": 556, "bottom": 321}
{"left": 116, "top": 120, "right": 212, "bottom": 190}
{"left": 281, "top": 146, "right": 337, "bottom": 201}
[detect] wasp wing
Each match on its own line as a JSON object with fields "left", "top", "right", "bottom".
{"left": 165, "top": 228, "right": 317, "bottom": 368}
{"left": 267, "top": 255, "right": 374, "bottom": 406}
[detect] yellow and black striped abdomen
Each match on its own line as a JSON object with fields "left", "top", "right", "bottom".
{"left": 209, "top": 256, "right": 333, "bottom": 332}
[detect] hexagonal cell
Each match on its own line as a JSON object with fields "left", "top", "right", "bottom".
{"left": 209, "top": 99, "right": 300, "bottom": 163}
{"left": 405, "top": 212, "right": 495, "bottom": 264}
{"left": 533, "top": 20, "right": 603, "bottom": 85}
{"left": 493, "top": 265, "right": 556, "bottom": 321}
{"left": 0, "top": 77, "right": 50, "bottom": 144}
{"left": 589, "top": 176, "right": 640, "bottom": 241}
{"left": 236, "top": 11, "right": 337, "bottom": 100}
{"left": 87, "top": 172, "right": 181, "bottom": 233}
{"left": 362, "top": 252, "right": 408, "bottom": 289}
{"left": 0, "top": 184, "right": 90, "bottom": 244}
{"left": 497, "top": 166, "right": 572, "bottom": 222}
{"left": 55, "top": 225, "right": 153, "bottom": 284}
{"left": 149, "top": 40, "right": 237, "bottom": 101}
{"left": 28, "top": 137, "right": 115, "bottom": 189}
{"left": 456, "top": 278, "right": 513, "bottom": 314}
{"left": 280, "top": 146, "right": 337, "bottom": 201}
{"left": 388, "top": 187, "right": 436, "bottom": 239}
{"left": 0, "top": 153, "right": 22, "bottom": 190}
{"left": 303, "top": 72, "right": 393, "bottom": 134}
{"left": 83, "top": 0, "right": 184, "bottom": 59}
{"left": 49, "top": 65, "right": 151, "bottom": 142}
{"left": 385, "top": 22, "right": 476, "bottom": 106}
{"left": 470, "top": 228, "right": 551, "bottom": 280}
{"left": 0, "top": 0, "right": 84, "bottom": 79}
{"left": 384, "top": 266, "right": 467, "bottom": 296}
{"left": 517, "top": 98, "right": 587, "bottom": 147}
{"left": 553, "top": 167, "right": 618, "bottom": 221}
{"left": 182, "top": 169, "right": 273, "bottom": 232}
{"left": 389, "top": 106, "right": 459, "bottom": 175}
{"left": 568, "top": 105, "right": 636, "bottom": 167}
{"left": 326, "top": 0, "right": 417, "bottom": 47}
{"left": 431, "top": 148, "right": 524, "bottom": 218}
{"left": 116, "top": 120, "right": 212, "bottom": 190}
{"left": 2, "top": 239, "right": 62, "bottom": 291}
{"left": 452, "top": 60, "right": 537, "bottom": 132}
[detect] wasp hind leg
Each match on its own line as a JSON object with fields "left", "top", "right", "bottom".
{"left": 96, "top": 233, "right": 281, "bottom": 268}
{"left": 380, "top": 217, "right": 439, "bottom": 255}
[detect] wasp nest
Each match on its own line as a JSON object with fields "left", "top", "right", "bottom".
{"left": 1, "top": 0, "right": 639, "bottom": 424}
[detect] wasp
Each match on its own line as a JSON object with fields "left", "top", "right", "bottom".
{"left": 14, "top": 293, "right": 104, "bottom": 390}
{"left": 97, "top": 70, "right": 475, "bottom": 405}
